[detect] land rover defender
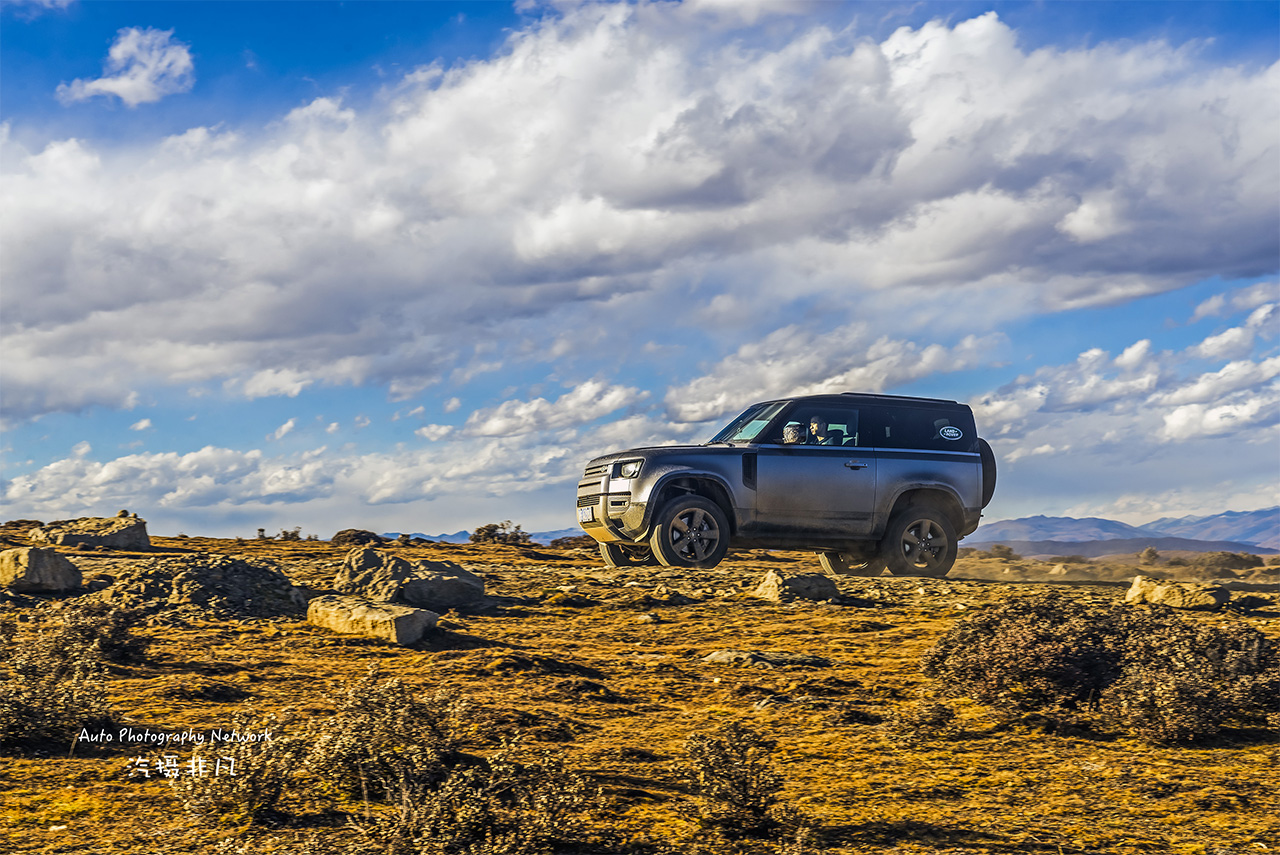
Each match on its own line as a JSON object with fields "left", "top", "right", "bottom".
{"left": 576, "top": 393, "right": 996, "bottom": 577}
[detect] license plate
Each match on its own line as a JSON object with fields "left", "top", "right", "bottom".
{"left": 578, "top": 506, "right": 595, "bottom": 523}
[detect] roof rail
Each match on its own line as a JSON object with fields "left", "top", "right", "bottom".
{"left": 838, "top": 392, "right": 959, "bottom": 404}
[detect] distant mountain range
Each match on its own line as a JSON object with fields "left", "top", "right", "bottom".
{"left": 1142, "top": 508, "right": 1280, "bottom": 549}
{"left": 380, "top": 508, "right": 1280, "bottom": 554}
{"left": 970, "top": 507, "right": 1279, "bottom": 553}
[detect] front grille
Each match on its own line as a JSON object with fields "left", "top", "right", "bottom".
{"left": 583, "top": 463, "right": 609, "bottom": 478}
{"left": 578, "top": 494, "right": 601, "bottom": 508}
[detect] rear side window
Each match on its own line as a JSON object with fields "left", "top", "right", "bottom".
{"left": 864, "top": 406, "right": 977, "bottom": 452}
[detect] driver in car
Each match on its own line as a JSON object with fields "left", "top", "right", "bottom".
{"left": 809, "top": 417, "right": 838, "bottom": 445}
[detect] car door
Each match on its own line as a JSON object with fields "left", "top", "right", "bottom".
{"left": 751, "top": 403, "right": 877, "bottom": 537}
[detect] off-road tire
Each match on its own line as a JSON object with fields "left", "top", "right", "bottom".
{"left": 978, "top": 438, "right": 997, "bottom": 509}
{"left": 878, "top": 505, "right": 957, "bottom": 578}
{"left": 599, "top": 542, "right": 655, "bottom": 567}
{"left": 648, "top": 496, "right": 730, "bottom": 569}
{"left": 818, "top": 551, "right": 883, "bottom": 577}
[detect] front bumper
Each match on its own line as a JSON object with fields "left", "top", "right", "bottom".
{"left": 577, "top": 463, "right": 648, "bottom": 543}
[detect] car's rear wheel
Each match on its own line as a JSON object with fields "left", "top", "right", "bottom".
{"left": 818, "top": 551, "right": 883, "bottom": 577}
{"left": 649, "top": 496, "right": 730, "bottom": 569}
{"left": 879, "top": 506, "right": 957, "bottom": 578}
{"left": 599, "top": 542, "right": 654, "bottom": 567}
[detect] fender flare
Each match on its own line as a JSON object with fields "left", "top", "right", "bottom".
{"left": 641, "top": 469, "right": 740, "bottom": 534}
{"left": 879, "top": 483, "right": 967, "bottom": 535}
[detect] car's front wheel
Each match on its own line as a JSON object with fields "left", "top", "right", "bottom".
{"left": 878, "top": 506, "right": 957, "bottom": 578}
{"left": 599, "top": 542, "right": 655, "bottom": 567}
{"left": 649, "top": 496, "right": 730, "bottom": 569}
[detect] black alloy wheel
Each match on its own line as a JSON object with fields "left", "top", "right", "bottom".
{"left": 879, "top": 506, "right": 957, "bottom": 578}
{"left": 648, "top": 496, "right": 730, "bottom": 569}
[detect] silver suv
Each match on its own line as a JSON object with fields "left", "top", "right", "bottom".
{"left": 576, "top": 393, "right": 996, "bottom": 577}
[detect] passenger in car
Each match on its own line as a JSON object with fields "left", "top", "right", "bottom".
{"left": 782, "top": 423, "right": 804, "bottom": 444}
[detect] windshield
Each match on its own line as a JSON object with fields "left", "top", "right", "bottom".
{"left": 708, "top": 401, "right": 788, "bottom": 443}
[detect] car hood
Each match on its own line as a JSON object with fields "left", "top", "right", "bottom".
{"left": 586, "top": 444, "right": 741, "bottom": 467}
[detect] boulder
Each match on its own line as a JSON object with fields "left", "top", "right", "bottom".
{"left": 1125, "top": 575, "right": 1230, "bottom": 611}
{"left": 0, "top": 547, "right": 82, "bottom": 593}
{"left": 399, "top": 562, "right": 486, "bottom": 609}
{"left": 753, "top": 569, "right": 839, "bottom": 602}
{"left": 78, "top": 553, "right": 307, "bottom": 618}
{"left": 331, "top": 529, "right": 385, "bottom": 548}
{"left": 335, "top": 548, "right": 486, "bottom": 609}
{"left": 29, "top": 516, "right": 150, "bottom": 550}
{"left": 307, "top": 594, "right": 438, "bottom": 646}
{"left": 335, "top": 548, "right": 415, "bottom": 601}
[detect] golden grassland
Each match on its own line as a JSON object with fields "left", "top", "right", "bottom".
{"left": 2, "top": 535, "right": 1278, "bottom": 854}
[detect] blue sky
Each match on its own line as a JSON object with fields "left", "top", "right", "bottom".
{"left": 2, "top": 0, "right": 1277, "bottom": 538}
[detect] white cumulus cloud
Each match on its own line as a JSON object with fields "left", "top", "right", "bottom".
{"left": 1160, "top": 397, "right": 1276, "bottom": 442}
{"left": 3, "top": 9, "right": 1275, "bottom": 423}
{"left": 664, "top": 327, "right": 1002, "bottom": 424}
{"left": 464, "top": 381, "right": 648, "bottom": 437}
{"left": 56, "top": 27, "right": 194, "bottom": 107}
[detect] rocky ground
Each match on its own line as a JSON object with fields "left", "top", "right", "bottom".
{"left": 1, "top": 525, "right": 1278, "bottom": 854}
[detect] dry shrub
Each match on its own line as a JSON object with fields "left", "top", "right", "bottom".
{"left": 921, "top": 591, "right": 1128, "bottom": 719}
{"left": 922, "top": 592, "right": 1280, "bottom": 742}
{"left": 549, "top": 535, "right": 595, "bottom": 549}
{"left": 682, "top": 721, "right": 800, "bottom": 839}
{"left": 56, "top": 601, "right": 151, "bottom": 663}
{"left": 0, "top": 612, "right": 115, "bottom": 752}
{"left": 469, "top": 521, "right": 531, "bottom": 546}
{"left": 304, "top": 670, "right": 469, "bottom": 801}
{"left": 301, "top": 671, "right": 597, "bottom": 855}
{"left": 350, "top": 738, "right": 597, "bottom": 855}
{"left": 169, "top": 712, "right": 305, "bottom": 824}
{"left": 1102, "top": 618, "right": 1280, "bottom": 742}
{"left": 1191, "top": 551, "right": 1264, "bottom": 573}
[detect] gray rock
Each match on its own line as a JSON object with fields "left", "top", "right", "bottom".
{"left": 1046, "top": 563, "right": 1100, "bottom": 582}
{"left": 307, "top": 594, "right": 438, "bottom": 646}
{"left": 400, "top": 561, "right": 486, "bottom": 609}
{"left": 335, "top": 548, "right": 414, "bottom": 601}
{"left": 0, "top": 547, "right": 82, "bottom": 593}
{"left": 753, "top": 569, "right": 839, "bottom": 602}
{"left": 702, "top": 649, "right": 832, "bottom": 668}
{"left": 645, "top": 584, "right": 696, "bottom": 606}
{"left": 1125, "top": 575, "right": 1230, "bottom": 611}
{"left": 29, "top": 516, "right": 150, "bottom": 550}
{"left": 335, "top": 548, "right": 485, "bottom": 609}
{"left": 330, "top": 529, "right": 385, "bottom": 548}
{"left": 78, "top": 553, "right": 306, "bottom": 617}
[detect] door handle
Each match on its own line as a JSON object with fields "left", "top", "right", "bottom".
{"left": 844, "top": 461, "right": 868, "bottom": 470}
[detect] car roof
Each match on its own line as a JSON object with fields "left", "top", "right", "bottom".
{"left": 760, "top": 392, "right": 966, "bottom": 408}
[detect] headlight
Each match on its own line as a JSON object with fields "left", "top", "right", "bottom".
{"left": 618, "top": 459, "right": 643, "bottom": 479}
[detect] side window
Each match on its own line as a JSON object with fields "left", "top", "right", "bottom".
{"left": 768, "top": 405, "right": 860, "bottom": 446}
{"left": 864, "top": 407, "right": 977, "bottom": 451}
